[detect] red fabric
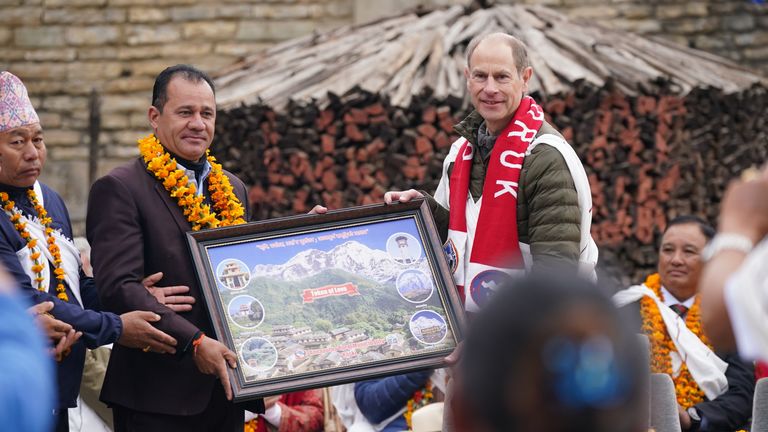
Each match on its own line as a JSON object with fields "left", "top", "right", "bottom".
{"left": 756, "top": 361, "right": 768, "bottom": 380}
{"left": 448, "top": 96, "right": 544, "bottom": 268}
{"left": 254, "top": 389, "right": 324, "bottom": 432}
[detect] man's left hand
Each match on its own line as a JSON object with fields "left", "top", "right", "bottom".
{"left": 29, "top": 301, "right": 72, "bottom": 340}
{"left": 384, "top": 189, "right": 423, "bottom": 204}
{"left": 118, "top": 311, "right": 177, "bottom": 354}
{"left": 143, "top": 272, "right": 195, "bottom": 312}
{"left": 193, "top": 336, "right": 238, "bottom": 400}
{"left": 308, "top": 205, "right": 327, "bottom": 215}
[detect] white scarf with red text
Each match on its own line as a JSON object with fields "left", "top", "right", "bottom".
{"left": 445, "top": 96, "right": 543, "bottom": 312}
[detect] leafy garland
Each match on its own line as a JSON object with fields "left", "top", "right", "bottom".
{"left": 640, "top": 273, "right": 710, "bottom": 408}
{"left": 0, "top": 189, "right": 68, "bottom": 301}
{"left": 138, "top": 134, "right": 246, "bottom": 230}
{"left": 404, "top": 380, "right": 433, "bottom": 429}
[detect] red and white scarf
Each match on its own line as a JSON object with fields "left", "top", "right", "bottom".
{"left": 445, "top": 96, "right": 544, "bottom": 311}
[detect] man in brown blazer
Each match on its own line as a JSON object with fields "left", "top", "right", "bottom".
{"left": 86, "top": 65, "right": 261, "bottom": 431}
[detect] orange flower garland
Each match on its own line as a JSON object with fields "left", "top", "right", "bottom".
{"left": 243, "top": 419, "right": 260, "bottom": 432}
{"left": 0, "top": 189, "right": 69, "bottom": 301}
{"left": 138, "top": 134, "right": 246, "bottom": 230}
{"left": 640, "top": 273, "right": 711, "bottom": 408}
{"left": 404, "top": 380, "right": 433, "bottom": 430}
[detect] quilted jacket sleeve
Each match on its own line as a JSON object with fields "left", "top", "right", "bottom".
{"left": 520, "top": 145, "right": 581, "bottom": 268}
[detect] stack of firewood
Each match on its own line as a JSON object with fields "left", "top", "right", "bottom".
{"left": 212, "top": 4, "right": 768, "bottom": 287}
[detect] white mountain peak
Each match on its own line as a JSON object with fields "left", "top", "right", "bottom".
{"left": 251, "top": 240, "right": 425, "bottom": 283}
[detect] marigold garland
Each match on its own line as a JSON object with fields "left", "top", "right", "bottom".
{"left": 404, "top": 380, "right": 433, "bottom": 430}
{"left": 640, "top": 273, "right": 711, "bottom": 408}
{"left": 138, "top": 134, "right": 246, "bottom": 230}
{"left": 244, "top": 419, "right": 260, "bottom": 432}
{"left": 0, "top": 189, "right": 68, "bottom": 301}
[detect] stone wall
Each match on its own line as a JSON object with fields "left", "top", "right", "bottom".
{"left": 1, "top": 0, "right": 766, "bottom": 232}
{"left": 0, "top": 0, "right": 352, "bottom": 231}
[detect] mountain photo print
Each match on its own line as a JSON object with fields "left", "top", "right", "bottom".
{"left": 205, "top": 216, "right": 458, "bottom": 384}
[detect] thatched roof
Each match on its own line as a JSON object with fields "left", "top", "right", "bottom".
{"left": 214, "top": 4, "right": 766, "bottom": 110}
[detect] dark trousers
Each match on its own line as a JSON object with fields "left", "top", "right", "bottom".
{"left": 113, "top": 384, "right": 243, "bottom": 432}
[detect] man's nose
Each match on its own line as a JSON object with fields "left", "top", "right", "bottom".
{"left": 670, "top": 250, "right": 685, "bottom": 265}
{"left": 22, "top": 141, "right": 39, "bottom": 160}
{"left": 483, "top": 77, "right": 499, "bottom": 93}
{"left": 188, "top": 113, "right": 205, "bottom": 130}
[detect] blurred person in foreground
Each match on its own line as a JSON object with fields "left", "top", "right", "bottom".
{"left": 449, "top": 273, "right": 647, "bottom": 432}
{"left": 0, "top": 248, "right": 55, "bottom": 431}
{"left": 699, "top": 166, "right": 768, "bottom": 362}
{"left": 614, "top": 216, "right": 753, "bottom": 431}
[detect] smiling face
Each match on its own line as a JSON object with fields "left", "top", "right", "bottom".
{"left": 658, "top": 223, "right": 708, "bottom": 302}
{"left": 148, "top": 76, "right": 216, "bottom": 161}
{"left": 465, "top": 35, "right": 533, "bottom": 134}
{"left": 0, "top": 123, "right": 46, "bottom": 187}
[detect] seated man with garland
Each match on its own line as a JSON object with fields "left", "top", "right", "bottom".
{"left": 614, "top": 215, "right": 754, "bottom": 431}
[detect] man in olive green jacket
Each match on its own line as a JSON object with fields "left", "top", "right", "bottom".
{"left": 386, "top": 33, "right": 596, "bottom": 311}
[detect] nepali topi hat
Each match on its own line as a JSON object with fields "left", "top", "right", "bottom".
{"left": 0, "top": 71, "right": 40, "bottom": 133}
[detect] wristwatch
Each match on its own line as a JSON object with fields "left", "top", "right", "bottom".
{"left": 686, "top": 407, "right": 701, "bottom": 431}
{"left": 701, "top": 233, "right": 754, "bottom": 262}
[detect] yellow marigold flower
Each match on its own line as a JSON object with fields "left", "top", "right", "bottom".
{"left": 137, "top": 133, "right": 247, "bottom": 231}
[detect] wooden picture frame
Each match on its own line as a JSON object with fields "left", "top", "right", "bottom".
{"left": 187, "top": 200, "right": 465, "bottom": 401}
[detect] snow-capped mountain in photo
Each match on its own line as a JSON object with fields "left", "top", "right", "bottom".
{"left": 252, "top": 240, "right": 420, "bottom": 283}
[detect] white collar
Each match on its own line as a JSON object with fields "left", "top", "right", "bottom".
{"left": 661, "top": 285, "right": 696, "bottom": 309}
{"left": 175, "top": 159, "right": 212, "bottom": 197}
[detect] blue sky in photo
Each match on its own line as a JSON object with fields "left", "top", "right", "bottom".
{"left": 207, "top": 216, "right": 424, "bottom": 271}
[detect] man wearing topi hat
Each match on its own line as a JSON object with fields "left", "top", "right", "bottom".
{"left": 0, "top": 71, "right": 178, "bottom": 431}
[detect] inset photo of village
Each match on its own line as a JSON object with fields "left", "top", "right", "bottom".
{"left": 205, "top": 216, "right": 458, "bottom": 384}
{"left": 240, "top": 337, "right": 278, "bottom": 372}
{"left": 227, "top": 295, "right": 265, "bottom": 329}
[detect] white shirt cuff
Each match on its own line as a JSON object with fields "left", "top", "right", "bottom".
{"left": 262, "top": 403, "right": 282, "bottom": 427}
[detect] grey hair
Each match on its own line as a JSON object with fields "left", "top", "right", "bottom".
{"left": 465, "top": 32, "right": 530, "bottom": 75}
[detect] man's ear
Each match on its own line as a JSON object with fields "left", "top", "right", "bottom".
{"left": 521, "top": 66, "right": 533, "bottom": 93}
{"left": 148, "top": 106, "right": 160, "bottom": 130}
{"left": 464, "top": 66, "right": 471, "bottom": 90}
